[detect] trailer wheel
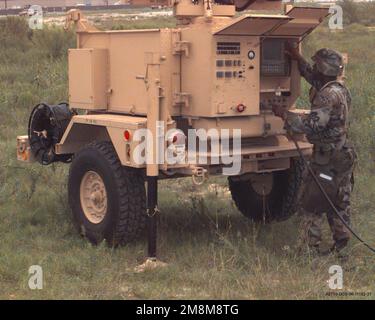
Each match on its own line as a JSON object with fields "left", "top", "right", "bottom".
{"left": 228, "top": 159, "right": 304, "bottom": 223}
{"left": 68, "top": 141, "right": 146, "bottom": 246}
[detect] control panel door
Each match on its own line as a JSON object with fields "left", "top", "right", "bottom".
{"left": 271, "top": 6, "right": 330, "bottom": 37}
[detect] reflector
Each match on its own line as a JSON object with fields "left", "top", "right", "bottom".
{"left": 124, "top": 130, "right": 131, "bottom": 141}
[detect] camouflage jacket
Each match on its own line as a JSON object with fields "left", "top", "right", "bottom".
{"left": 285, "top": 60, "right": 352, "bottom": 150}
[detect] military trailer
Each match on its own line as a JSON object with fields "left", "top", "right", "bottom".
{"left": 17, "top": 0, "right": 330, "bottom": 254}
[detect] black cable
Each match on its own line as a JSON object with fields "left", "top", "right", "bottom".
{"left": 289, "top": 134, "right": 375, "bottom": 254}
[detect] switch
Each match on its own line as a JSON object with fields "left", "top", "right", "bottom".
{"left": 216, "top": 60, "right": 224, "bottom": 67}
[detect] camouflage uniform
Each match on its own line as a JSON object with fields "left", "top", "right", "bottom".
{"left": 284, "top": 50, "right": 357, "bottom": 250}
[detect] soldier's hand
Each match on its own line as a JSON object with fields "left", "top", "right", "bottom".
{"left": 272, "top": 105, "right": 287, "bottom": 120}
{"left": 285, "top": 41, "right": 300, "bottom": 60}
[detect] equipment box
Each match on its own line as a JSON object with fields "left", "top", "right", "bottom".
{"left": 68, "top": 48, "right": 108, "bottom": 110}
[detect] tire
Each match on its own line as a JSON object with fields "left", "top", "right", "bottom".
{"left": 68, "top": 141, "right": 146, "bottom": 246}
{"left": 228, "top": 158, "right": 305, "bottom": 223}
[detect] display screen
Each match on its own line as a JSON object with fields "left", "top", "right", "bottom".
{"left": 261, "top": 39, "right": 290, "bottom": 76}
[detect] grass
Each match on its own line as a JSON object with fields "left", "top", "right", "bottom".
{"left": 0, "top": 10, "right": 375, "bottom": 299}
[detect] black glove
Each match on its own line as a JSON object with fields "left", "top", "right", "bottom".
{"left": 272, "top": 105, "right": 287, "bottom": 120}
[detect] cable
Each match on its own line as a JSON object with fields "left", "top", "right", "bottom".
{"left": 288, "top": 134, "right": 375, "bottom": 254}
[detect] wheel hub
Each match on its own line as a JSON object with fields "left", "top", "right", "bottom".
{"left": 249, "top": 173, "right": 273, "bottom": 196}
{"left": 80, "top": 171, "right": 108, "bottom": 224}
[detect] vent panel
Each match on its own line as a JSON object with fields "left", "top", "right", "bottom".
{"left": 216, "top": 42, "right": 241, "bottom": 55}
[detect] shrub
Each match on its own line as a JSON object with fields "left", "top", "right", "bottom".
{"left": 0, "top": 17, "right": 32, "bottom": 51}
{"left": 32, "top": 27, "right": 75, "bottom": 59}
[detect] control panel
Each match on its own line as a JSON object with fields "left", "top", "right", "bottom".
{"left": 215, "top": 58, "right": 244, "bottom": 79}
{"left": 212, "top": 37, "right": 259, "bottom": 116}
{"left": 215, "top": 42, "right": 245, "bottom": 80}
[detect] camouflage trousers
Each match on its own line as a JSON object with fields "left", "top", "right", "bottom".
{"left": 298, "top": 144, "right": 356, "bottom": 247}
{"left": 298, "top": 172, "right": 352, "bottom": 247}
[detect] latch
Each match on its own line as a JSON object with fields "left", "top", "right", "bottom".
{"left": 173, "top": 41, "right": 190, "bottom": 57}
{"left": 263, "top": 113, "right": 271, "bottom": 137}
{"left": 173, "top": 92, "right": 190, "bottom": 108}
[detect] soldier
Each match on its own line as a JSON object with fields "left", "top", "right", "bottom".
{"left": 272, "top": 45, "right": 357, "bottom": 257}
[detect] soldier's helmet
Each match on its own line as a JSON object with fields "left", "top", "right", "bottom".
{"left": 311, "top": 48, "right": 344, "bottom": 77}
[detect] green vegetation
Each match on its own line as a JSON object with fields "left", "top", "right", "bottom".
{"left": 338, "top": 0, "right": 375, "bottom": 25}
{"left": 0, "top": 11, "right": 374, "bottom": 299}
{"left": 296, "top": 0, "right": 375, "bottom": 26}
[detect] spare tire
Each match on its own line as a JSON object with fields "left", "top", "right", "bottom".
{"left": 28, "top": 102, "right": 74, "bottom": 165}
{"left": 228, "top": 158, "right": 305, "bottom": 223}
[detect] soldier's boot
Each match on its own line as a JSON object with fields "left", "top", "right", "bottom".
{"left": 334, "top": 238, "right": 349, "bottom": 251}
{"left": 330, "top": 238, "right": 350, "bottom": 262}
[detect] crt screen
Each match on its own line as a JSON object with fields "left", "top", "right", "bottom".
{"left": 261, "top": 39, "right": 289, "bottom": 76}
{"left": 262, "top": 39, "right": 284, "bottom": 61}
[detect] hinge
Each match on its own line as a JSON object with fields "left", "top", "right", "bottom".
{"left": 173, "top": 92, "right": 190, "bottom": 108}
{"left": 159, "top": 86, "right": 165, "bottom": 99}
{"left": 173, "top": 41, "right": 190, "bottom": 57}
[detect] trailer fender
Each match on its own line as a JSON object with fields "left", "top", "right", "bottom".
{"left": 55, "top": 114, "right": 147, "bottom": 167}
